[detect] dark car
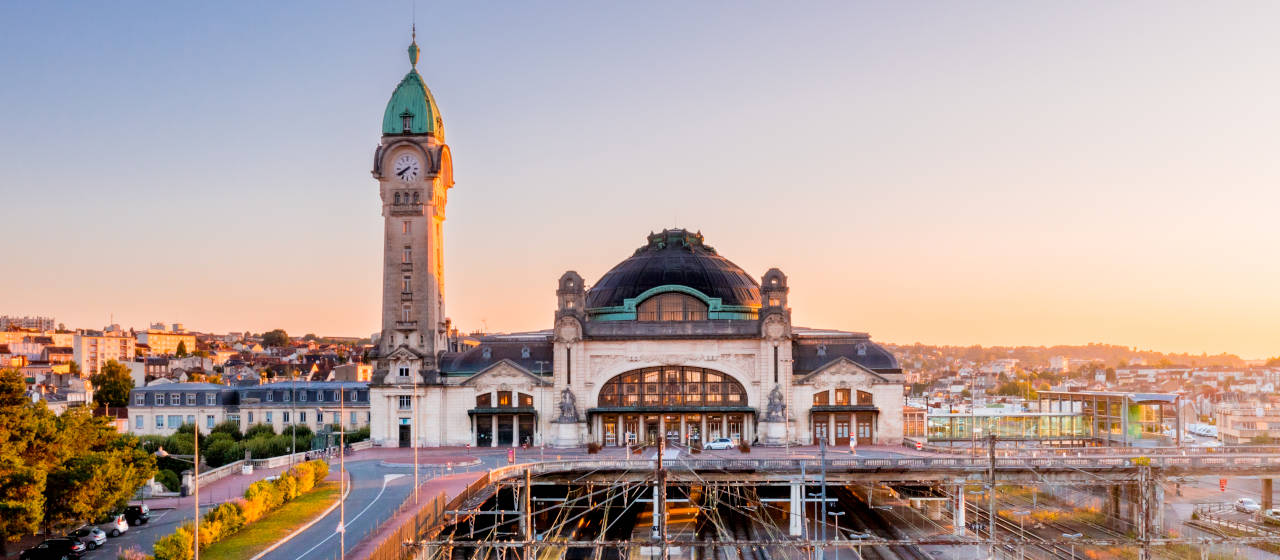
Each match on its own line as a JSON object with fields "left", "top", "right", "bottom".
{"left": 124, "top": 503, "right": 151, "bottom": 525}
{"left": 19, "top": 537, "right": 86, "bottom": 560}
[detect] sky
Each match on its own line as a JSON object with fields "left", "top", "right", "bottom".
{"left": 2, "top": 2, "right": 1278, "bottom": 359}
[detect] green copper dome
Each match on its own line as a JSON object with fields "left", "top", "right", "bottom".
{"left": 382, "top": 38, "right": 443, "bottom": 138}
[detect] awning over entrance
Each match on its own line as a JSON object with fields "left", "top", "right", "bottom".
{"left": 468, "top": 407, "right": 538, "bottom": 416}
{"left": 586, "top": 406, "right": 755, "bottom": 415}
{"left": 809, "top": 405, "right": 878, "bottom": 414}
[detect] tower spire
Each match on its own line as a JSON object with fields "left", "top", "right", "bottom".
{"left": 408, "top": 25, "right": 419, "bottom": 68}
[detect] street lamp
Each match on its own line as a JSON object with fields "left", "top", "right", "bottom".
{"left": 1011, "top": 510, "right": 1031, "bottom": 560}
{"left": 828, "top": 510, "right": 845, "bottom": 560}
{"left": 156, "top": 444, "right": 199, "bottom": 560}
{"left": 1062, "top": 532, "right": 1082, "bottom": 559}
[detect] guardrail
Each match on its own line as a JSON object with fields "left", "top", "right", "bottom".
{"left": 466, "top": 453, "right": 1280, "bottom": 483}
{"left": 364, "top": 471, "right": 494, "bottom": 560}
{"left": 196, "top": 459, "right": 245, "bottom": 486}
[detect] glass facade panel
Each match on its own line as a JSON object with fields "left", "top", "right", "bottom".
{"left": 596, "top": 366, "right": 747, "bottom": 409}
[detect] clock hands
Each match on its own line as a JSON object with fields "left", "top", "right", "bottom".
{"left": 397, "top": 167, "right": 409, "bottom": 177}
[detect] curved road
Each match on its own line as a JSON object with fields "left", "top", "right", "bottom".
{"left": 260, "top": 459, "right": 414, "bottom": 560}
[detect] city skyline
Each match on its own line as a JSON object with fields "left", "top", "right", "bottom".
{"left": 3, "top": 3, "right": 1279, "bottom": 358}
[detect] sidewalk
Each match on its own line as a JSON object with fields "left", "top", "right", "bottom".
{"left": 141, "top": 462, "right": 295, "bottom": 510}
{"left": 347, "top": 471, "right": 484, "bottom": 560}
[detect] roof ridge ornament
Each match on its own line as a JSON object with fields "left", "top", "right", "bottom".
{"left": 408, "top": 25, "right": 420, "bottom": 68}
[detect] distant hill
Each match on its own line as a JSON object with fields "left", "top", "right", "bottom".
{"left": 884, "top": 342, "right": 1246, "bottom": 371}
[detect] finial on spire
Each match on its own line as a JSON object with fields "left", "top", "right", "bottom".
{"left": 407, "top": 26, "right": 419, "bottom": 67}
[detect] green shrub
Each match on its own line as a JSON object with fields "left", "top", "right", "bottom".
{"left": 244, "top": 423, "right": 276, "bottom": 440}
{"left": 152, "top": 459, "right": 332, "bottom": 556}
{"left": 209, "top": 420, "right": 243, "bottom": 441}
{"left": 310, "top": 459, "right": 329, "bottom": 482}
{"left": 153, "top": 521, "right": 193, "bottom": 560}
{"left": 156, "top": 469, "right": 181, "bottom": 492}
{"left": 345, "top": 426, "right": 371, "bottom": 443}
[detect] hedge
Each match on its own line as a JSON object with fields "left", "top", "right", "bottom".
{"left": 152, "top": 459, "right": 332, "bottom": 560}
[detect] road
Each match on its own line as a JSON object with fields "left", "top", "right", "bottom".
{"left": 83, "top": 503, "right": 215, "bottom": 560}
{"left": 259, "top": 459, "right": 413, "bottom": 560}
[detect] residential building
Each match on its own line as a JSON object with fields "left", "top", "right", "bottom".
{"left": 137, "top": 328, "right": 197, "bottom": 357}
{"left": 74, "top": 330, "right": 136, "bottom": 375}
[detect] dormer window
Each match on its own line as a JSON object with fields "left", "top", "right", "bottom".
{"left": 521, "top": 346, "right": 530, "bottom": 359}
{"left": 481, "top": 347, "right": 492, "bottom": 360}
{"left": 400, "top": 111, "right": 414, "bottom": 133}
{"left": 817, "top": 345, "right": 827, "bottom": 357}
{"left": 637, "top": 292, "right": 707, "bottom": 322}
{"left": 856, "top": 343, "right": 867, "bottom": 356}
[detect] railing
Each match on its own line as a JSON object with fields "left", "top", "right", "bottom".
{"left": 250, "top": 447, "right": 339, "bottom": 469}
{"left": 1193, "top": 505, "right": 1280, "bottom": 537}
{"left": 465, "top": 453, "right": 1280, "bottom": 483}
{"left": 364, "top": 472, "right": 493, "bottom": 560}
{"left": 350, "top": 440, "right": 375, "bottom": 451}
{"left": 196, "top": 459, "right": 245, "bottom": 486}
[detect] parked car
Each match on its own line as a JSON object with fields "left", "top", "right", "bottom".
{"left": 19, "top": 537, "right": 86, "bottom": 559}
{"left": 124, "top": 504, "right": 151, "bottom": 526}
{"left": 703, "top": 437, "right": 735, "bottom": 450}
{"left": 1262, "top": 509, "right": 1280, "bottom": 526}
{"left": 65, "top": 527, "right": 106, "bottom": 550}
{"left": 95, "top": 512, "right": 129, "bottom": 537}
{"left": 1235, "top": 498, "right": 1261, "bottom": 514}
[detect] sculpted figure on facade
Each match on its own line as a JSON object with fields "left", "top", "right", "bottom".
{"left": 764, "top": 384, "right": 786, "bottom": 422}
{"left": 555, "top": 387, "right": 579, "bottom": 423}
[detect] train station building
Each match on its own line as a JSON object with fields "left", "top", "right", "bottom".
{"left": 365, "top": 38, "right": 905, "bottom": 448}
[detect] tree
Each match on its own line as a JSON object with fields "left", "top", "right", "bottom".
{"left": 89, "top": 360, "right": 134, "bottom": 409}
{"left": 261, "top": 329, "right": 290, "bottom": 348}
{"left": 43, "top": 409, "right": 156, "bottom": 530}
{"left": 1267, "top": 356, "right": 1280, "bottom": 368}
{"left": 175, "top": 341, "right": 188, "bottom": 358}
{"left": 0, "top": 369, "right": 60, "bottom": 555}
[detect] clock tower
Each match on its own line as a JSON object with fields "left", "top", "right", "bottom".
{"left": 370, "top": 32, "right": 453, "bottom": 385}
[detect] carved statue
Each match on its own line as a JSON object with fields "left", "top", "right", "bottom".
{"left": 556, "top": 388, "right": 579, "bottom": 423}
{"left": 764, "top": 384, "right": 786, "bottom": 422}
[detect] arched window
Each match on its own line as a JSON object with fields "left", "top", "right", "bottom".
{"left": 597, "top": 367, "right": 746, "bottom": 407}
{"left": 636, "top": 293, "right": 707, "bottom": 321}
{"left": 394, "top": 192, "right": 401, "bottom": 204}
{"left": 857, "top": 390, "right": 873, "bottom": 405}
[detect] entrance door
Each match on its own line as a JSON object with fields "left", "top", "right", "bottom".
{"left": 497, "top": 415, "right": 514, "bottom": 446}
{"left": 834, "top": 414, "right": 851, "bottom": 446}
{"left": 476, "top": 416, "right": 493, "bottom": 447}
{"left": 518, "top": 415, "right": 534, "bottom": 446}
{"left": 624, "top": 415, "right": 640, "bottom": 445}
{"left": 856, "top": 412, "right": 874, "bottom": 445}
{"left": 813, "top": 417, "right": 829, "bottom": 445}
{"left": 644, "top": 415, "right": 660, "bottom": 445}
{"left": 398, "top": 424, "right": 411, "bottom": 448}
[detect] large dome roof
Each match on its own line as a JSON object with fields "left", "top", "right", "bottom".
{"left": 585, "top": 229, "right": 761, "bottom": 309}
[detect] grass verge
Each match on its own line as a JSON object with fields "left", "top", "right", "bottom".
{"left": 199, "top": 481, "right": 341, "bottom": 560}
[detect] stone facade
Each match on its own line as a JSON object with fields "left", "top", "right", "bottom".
{"left": 363, "top": 42, "right": 905, "bottom": 449}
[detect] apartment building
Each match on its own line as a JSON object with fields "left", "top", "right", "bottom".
{"left": 74, "top": 330, "right": 136, "bottom": 375}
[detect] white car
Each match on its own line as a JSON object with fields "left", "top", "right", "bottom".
{"left": 1235, "top": 498, "right": 1261, "bottom": 514}
{"left": 702, "top": 438, "right": 735, "bottom": 450}
{"left": 1262, "top": 509, "right": 1280, "bottom": 526}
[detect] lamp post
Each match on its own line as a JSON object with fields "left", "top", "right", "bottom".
{"left": 1012, "top": 510, "right": 1031, "bottom": 560}
{"left": 339, "top": 384, "right": 346, "bottom": 560}
{"left": 1062, "top": 532, "right": 1082, "bottom": 559}
{"left": 828, "top": 510, "right": 845, "bottom": 560}
{"left": 156, "top": 444, "right": 199, "bottom": 560}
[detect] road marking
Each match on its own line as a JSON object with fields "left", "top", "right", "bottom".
{"left": 292, "top": 473, "right": 406, "bottom": 559}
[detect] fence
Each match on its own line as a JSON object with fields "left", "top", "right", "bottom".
{"left": 1192, "top": 503, "right": 1280, "bottom": 537}
{"left": 196, "top": 459, "right": 245, "bottom": 486}
{"left": 364, "top": 472, "right": 494, "bottom": 560}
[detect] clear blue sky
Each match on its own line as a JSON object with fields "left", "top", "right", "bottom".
{"left": 3, "top": 2, "right": 1278, "bottom": 358}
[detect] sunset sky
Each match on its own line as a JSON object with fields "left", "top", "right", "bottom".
{"left": 2, "top": 3, "right": 1278, "bottom": 358}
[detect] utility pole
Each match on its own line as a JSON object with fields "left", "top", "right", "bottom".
{"left": 656, "top": 438, "right": 668, "bottom": 560}
{"left": 193, "top": 424, "right": 200, "bottom": 560}
{"left": 339, "top": 385, "right": 346, "bottom": 560}
{"left": 988, "top": 433, "right": 997, "bottom": 559}
{"left": 413, "top": 372, "right": 419, "bottom": 504}
{"left": 819, "top": 436, "right": 828, "bottom": 560}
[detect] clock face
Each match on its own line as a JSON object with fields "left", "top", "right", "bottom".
{"left": 393, "top": 154, "right": 420, "bottom": 182}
